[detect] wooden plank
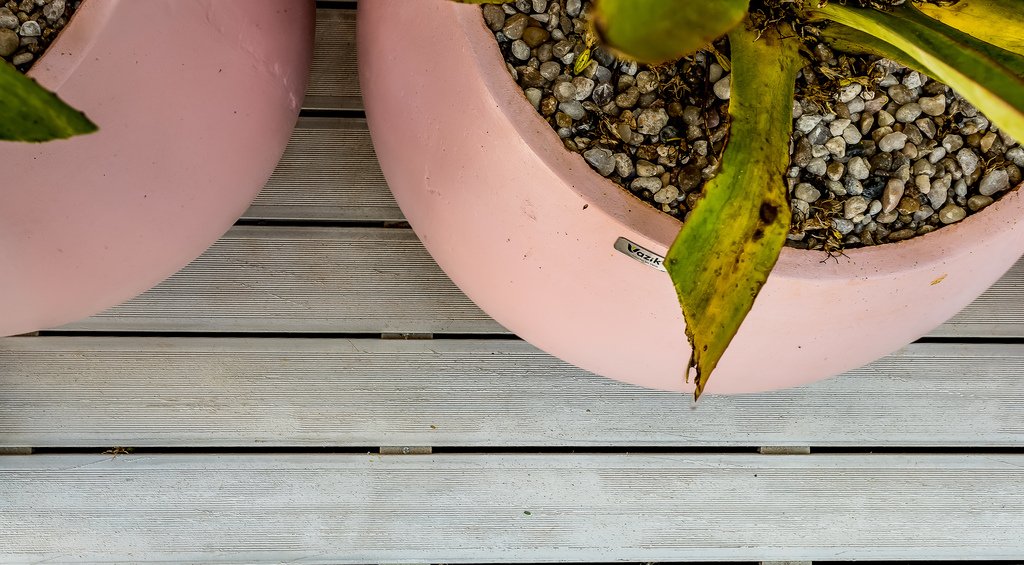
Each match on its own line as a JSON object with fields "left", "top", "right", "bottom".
{"left": 246, "top": 118, "right": 402, "bottom": 221}
{"left": 931, "top": 259, "right": 1024, "bottom": 338}
{"left": 3, "top": 339, "right": 1022, "bottom": 448}
{"left": 60, "top": 227, "right": 502, "bottom": 334}
{"left": 2, "top": 453, "right": 1023, "bottom": 562}
{"left": 58, "top": 224, "right": 1024, "bottom": 337}
{"left": 306, "top": 9, "right": 361, "bottom": 112}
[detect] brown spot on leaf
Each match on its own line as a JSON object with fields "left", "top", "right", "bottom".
{"left": 760, "top": 201, "right": 779, "bottom": 224}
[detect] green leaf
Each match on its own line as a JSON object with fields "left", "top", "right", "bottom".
{"left": 916, "top": 0, "right": 1024, "bottom": 57}
{"left": 808, "top": 1, "right": 1024, "bottom": 143}
{"left": 0, "top": 60, "right": 96, "bottom": 142}
{"left": 592, "top": 0, "right": 749, "bottom": 64}
{"left": 664, "top": 21, "right": 802, "bottom": 400}
{"left": 819, "top": 23, "right": 929, "bottom": 74}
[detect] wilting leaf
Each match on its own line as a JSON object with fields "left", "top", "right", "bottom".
{"left": 916, "top": 0, "right": 1024, "bottom": 57}
{"left": 0, "top": 61, "right": 96, "bottom": 142}
{"left": 664, "top": 21, "right": 802, "bottom": 400}
{"left": 809, "top": 1, "right": 1024, "bottom": 143}
{"left": 592, "top": 0, "right": 749, "bottom": 64}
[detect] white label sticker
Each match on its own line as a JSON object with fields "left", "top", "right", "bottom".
{"left": 614, "top": 237, "right": 666, "bottom": 272}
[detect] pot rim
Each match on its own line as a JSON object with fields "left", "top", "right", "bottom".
{"left": 451, "top": 3, "right": 1024, "bottom": 282}
{"left": 26, "top": 0, "right": 120, "bottom": 91}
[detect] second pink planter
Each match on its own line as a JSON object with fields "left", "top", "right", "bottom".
{"left": 359, "top": 0, "right": 1024, "bottom": 394}
{"left": 0, "top": 0, "right": 314, "bottom": 336}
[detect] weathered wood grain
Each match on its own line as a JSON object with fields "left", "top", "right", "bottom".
{"left": 246, "top": 118, "right": 401, "bottom": 221}
{"left": 3, "top": 453, "right": 1023, "bottom": 563}
{"left": 60, "top": 227, "right": 501, "bottom": 334}
{"left": 2, "top": 339, "right": 1021, "bottom": 448}
{"left": 306, "top": 9, "right": 361, "bottom": 111}
{"left": 58, "top": 224, "right": 1024, "bottom": 338}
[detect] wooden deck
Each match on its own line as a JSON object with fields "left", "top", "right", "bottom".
{"left": 3, "top": 6, "right": 1024, "bottom": 563}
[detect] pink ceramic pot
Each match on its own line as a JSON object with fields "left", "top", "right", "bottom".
{"left": 359, "top": 0, "right": 1024, "bottom": 394}
{"left": 0, "top": 0, "right": 314, "bottom": 336}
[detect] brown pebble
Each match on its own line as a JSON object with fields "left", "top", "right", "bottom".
{"left": 521, "top": 26, "right": 549, "bottom": 48}
{"left": 897, "top": 196, "right": 920, "bottom": 214}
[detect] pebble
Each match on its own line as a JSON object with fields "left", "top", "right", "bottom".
{"left": 838, "top": 83, "right": 862, "bottom": 103}
{"left": 807, "top": 157, "right": 828, "bottom": 176}
{"left": 832, "top": 218, "right": 856, "bottom": 235}
{"left": 842, "top": 124, "right": 863, "bottom": 145}
{"left": 878, "top": 132, "right": 909, "bottom": 153}
{"left": 794, "top": 183, "right": 821, "bottom": 203}
{"left": 919, "top": 94, "right": 946, "bottom": 116}
{"left": 511, "top": 39, "right": 530, "bottom": 60}
{"left": 713, "top": 76, "right": 731, "bottom": 100}
{"left": 968, "top": 195, "right": 994, "bottom": 211}
{"left": 0, "top": 8, "right": 18, "bottom": 29}
{"left": 825, "top": 137, "right": 846, "bottom": 158}
{"left": 898, "top": 196, "right": 921, "bottom": 214}
{"left": 553, "top": 81, "right": 576, "bottom": 102}
{"left": 826, "top": 161, "right": 845, "bottom": 182}
{"left": 631, "top": 176, "right": 662, "bottom": 192}
{"left": 635, "top": 71, "right": 658, "bottom": 93}
{"left": 483, "top": 4, "right": 505, "bottom": 30}
{"left": 653, "top": 185, "right": 680, "bottom": 204}
{"left": 559, "top": 100, "right": 585, "bottom": 120}
{"left": 524, "top": 88, "right": 542, "bottom": 109}
{"left": 636, "top": 160, "right": 659, "bottom": 177}
{"left": 844, "top": 195, "right": 869, "bottom": 219}
{"left": 615, "top": 87, "right": 639, "bottom": 108}
{"left": 938, "top": 204, "right": 967, "bottom": 224}
{"left": 895, "top": 103, "right": 922, "bottom": 123}
{"left": 583, "top": 147, "right": 616, "bottom": 176}
{"left": 980, "top": 131, "right": 998, "bottom": 154}
{"left": 943, "top": 134, "right": 964, "bottom": 153}
{"left": 503, "top": 13, "right": 529, "bottom": 40}
{"left": 889, "top": 84, "right": 916, "bottom": 104}
{"left": 636, "top": 108, "right": 669, "bottom": 135}
{"left": 0, "top": 27, "right": 17, "bottom": 57}
{"left": 957, "top": 148, "right": 980, "bottom": 177}
{"left": 613, "top": 153, "right": 633, "bottom": 177}
{"left": 978, "top": 168, "right": 1010, "bottom": 196}
{"left": 847, "top": 157, "right": 871, "bottom": 180}
{"left": 928, "top": 176, "right": 951, "bottom": 209}
{"left": 796, "top": 114, "right": 822, "bottom": 134}
{"left": 522, "top": 27, "right": 549, "bottom": 48}
{"left": 19, "top": 19, "right": 39, "bottom": 36}
{"left": 882, "top": 179, "right": 906, "bottom": 213}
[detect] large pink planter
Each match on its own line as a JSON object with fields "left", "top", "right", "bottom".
{"left": 359, "top": 0, "right": 1024, "bottom": 394}
{"left": 0, "top": 0, "right": 314, "bottom": 336}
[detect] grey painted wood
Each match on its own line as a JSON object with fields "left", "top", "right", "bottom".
{"left": 306, "top": 9, "right": 361, "bottom": 111}
{"left": 3, "top": 453, "right": 1023, "bottom": 562}
{"left": 58, "top": 225, "right": 1024, "bottom": 337}
{"left": 61, "top": 227, "right": 500, "bottom": 333}
{"left": 246, "top": 118, "right": 401, "bottom": 221}
{"left": 930, "top": 259, "right": 1024, "bottom": 338}
{"left": 2, "top": 339, "right": 1022, "bottom": 448}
